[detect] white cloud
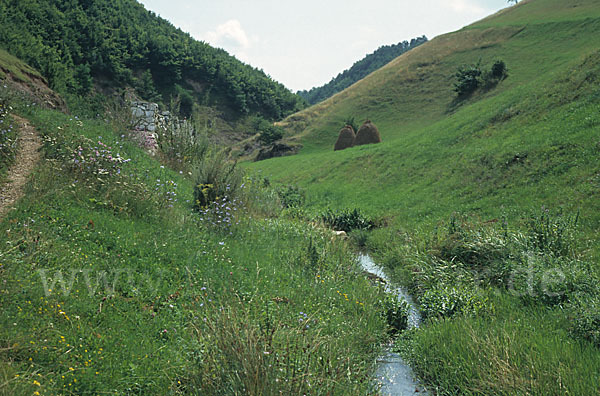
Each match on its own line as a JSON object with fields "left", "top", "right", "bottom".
{"left": 204, "top": 19, "right": 251, "bottom": 51}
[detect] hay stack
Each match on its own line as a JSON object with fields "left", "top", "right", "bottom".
{"left": 334, "top": 125, "right": 356, "bottom": 151}
{"left": 354, "top": 120, "right": 381, "bottom": 146}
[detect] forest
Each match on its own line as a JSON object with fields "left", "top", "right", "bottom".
{"left": 0, "top": 0, "right": 305, "bottom": 120}
{"left": 297, "top": 36, "right": 427, "bottom": 105}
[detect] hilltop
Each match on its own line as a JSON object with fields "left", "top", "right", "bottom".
{"left": 297, "top": 36, "right": 427, "bottom": 105}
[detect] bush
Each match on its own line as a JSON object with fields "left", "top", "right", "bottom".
{"left": 320, "top": 208, "right": 374, "bottom": 232}
{"left": 490, "top": 60, "right": 508, "bottom": 80}
{"left": 509, "top": 255, "right": 598, "bottom": 307}
{"left": 0, "top": 95, "right": 17, "bottom": 173}
{"left": 570, "top": 296, "right": 600, "bottom": 347}
{"left": 349, "top": 229, "right": 370, "bottom": 248}
{"left": 525, "top": 208, "right": 579, "bottom": 257}
{"left": 252, "top": 116, "right": 284, "bottom": 145}
{"left": 343, "top": 116, "right": 359, "bottom": 132}
{"left": 192, "top": 150, "right": 243, "bottom": 209}
{"left": 454, "top": 62, "right": 482, "bottom": 96}
{"left": 158, "top": 116, "right": 209, "bottom": 171}
{"left": 454, "top": 59, "right": 508, "bottom": 96}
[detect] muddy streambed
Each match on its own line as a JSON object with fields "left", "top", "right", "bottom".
{"left": 358, "top": 254, "right": 427, "bottom": 396}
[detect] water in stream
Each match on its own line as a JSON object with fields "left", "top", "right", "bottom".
{"left": 358, "top": 254, "right": 427, "bottom": 396}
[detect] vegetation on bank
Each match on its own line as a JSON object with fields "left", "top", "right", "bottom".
{"left": 370, "top": 211, "right": 600, "bottom": 395}
{"left": 0, "top": 90, "right": 393, "bottom": 395}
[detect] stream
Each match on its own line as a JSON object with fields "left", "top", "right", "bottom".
{"left": 358, "top": 254, "right": 427, "bottom": 396}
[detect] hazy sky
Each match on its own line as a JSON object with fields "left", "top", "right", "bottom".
{"left": 137, "top": 0, "right": 512, "bottom": 92}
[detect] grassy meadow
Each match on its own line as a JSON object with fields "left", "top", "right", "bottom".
{"left": 0, "top": 91, "right": 391, "bottom": 395}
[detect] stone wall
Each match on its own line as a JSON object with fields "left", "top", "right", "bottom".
{"left": 129, "top": 101, "right": 171, "bottom": 154}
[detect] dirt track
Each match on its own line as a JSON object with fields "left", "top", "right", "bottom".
{"left": 0, "top": 115, "right": 41, "bottom": 218}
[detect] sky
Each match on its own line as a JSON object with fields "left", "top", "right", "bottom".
{"left": 137, "top": 0, "right": 513, "bottom": 92}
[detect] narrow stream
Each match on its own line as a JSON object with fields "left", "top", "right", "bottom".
{"left": 358, "top": 254, "right": 427, "bottom": 396}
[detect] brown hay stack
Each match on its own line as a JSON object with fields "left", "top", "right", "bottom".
{"left": 354, "top": 120, "right": 381, "bottom": 146}
{"left": 334, "top": 125, "right": 356, "bottom": 151}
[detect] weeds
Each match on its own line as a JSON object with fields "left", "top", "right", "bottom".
{"left": 158, "top": 117, "right": 209, "bottom": 171}
{"left": 380, "top": 292, "right": 410, "bottom": 334}
{"left": 320, "top": 208, "right": 374, "bottom": 232}
{"left": 192, "top": 150, "right": 243, "bottom": 209}
{"left": 525, "top": 207, "right": 579, "bottom": 257}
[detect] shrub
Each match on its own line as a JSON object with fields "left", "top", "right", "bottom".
{"left": 0, "top": 95, "right": 17, "bottom": 173}
{"left": 320, "top": 208, "right": 374, "bottom": 232}
{"left": 349, "top": 229, "right": 370, "bottom": 248}
{"left": 482, "top": 60, "right": 509, "bottom": 89}
{"left": 252, "top": 116, "right": 284, "bottom": 145}
{"left": 158, "top": 116, "right": 209, "bottom": 171}
{"left": 276, "top": 184, "right": 305, "bottom": 208}
{"left": 192, "top": 150, "right": 243, "bottom": 209}
{"left": 454, "top": 62, "right": 482, "bottom": 96}
{"left": 343, "top": 116, "right": 359, "bottom": 133}
{"left": 490, "top": 60, "right": 508, "bottom": 80}
{"left": 509, "top": 254, "right": 598, "bottom": 307}
{"left": 570, "top": 296, "right": 600, "bottom": 347}
{"left": 454, "top": 59, "right": 508, "bottom": 96}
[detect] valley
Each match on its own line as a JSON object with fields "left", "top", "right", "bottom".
{"left": 1, "top": 0, "right": 600, "bottom": 395}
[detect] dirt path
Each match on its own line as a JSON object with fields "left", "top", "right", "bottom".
{"left": 0, "top": 115, "right": 41, "bottom": 218}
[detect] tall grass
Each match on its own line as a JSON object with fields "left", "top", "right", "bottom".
{"left": 0, "top": 102, "right": 389, "bottom": 395}
{"left": 369, "top": 212, "right": 600, "bottom": 395}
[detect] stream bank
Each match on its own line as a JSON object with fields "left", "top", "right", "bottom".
{"left": 358, "top": 254, "right": 428, "bottom": 396}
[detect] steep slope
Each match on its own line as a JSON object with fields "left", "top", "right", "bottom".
{"left": 0, "top": 0, "right": 303, "bottom": 120}
{"left": 297, "top": 36, "right": 427, "bottom": 105}
{"left": 251, "top": 0, "right": 600, "bottom": 228}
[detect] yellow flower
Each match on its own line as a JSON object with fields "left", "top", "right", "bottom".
{"left": 33, "top": 380, "right": 41, "bottom": 386}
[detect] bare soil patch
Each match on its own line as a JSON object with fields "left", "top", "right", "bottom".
{"left": 0, "top": 115, "right": 41, "bottom": 218}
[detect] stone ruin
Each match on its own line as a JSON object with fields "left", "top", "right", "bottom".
{"left": 129, "top": 101, "right": 172, "bottom": 155}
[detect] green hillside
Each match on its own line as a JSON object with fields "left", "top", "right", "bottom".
{"left": 251, "top": 0, "right": 600, "bottom": 227}
{"left": 297, "top": 36, "right": 427, "bottom": 105}
{"left": 0, "top": 87, "right": 387, "bottom": 394}
{"left": 0, "top": 0, "right": 304, "bottom": 120}
{"left": 247, "top": 0, "right": 600, "bottom": 394}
